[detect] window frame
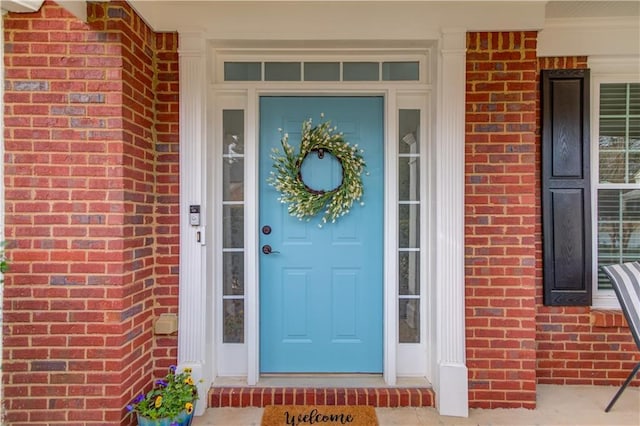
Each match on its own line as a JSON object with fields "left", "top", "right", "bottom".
{"left": 590, "top": 57, "right": 640, "bottom": 309}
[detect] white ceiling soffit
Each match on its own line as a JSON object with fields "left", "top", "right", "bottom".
{"left": 1, "top": 0, "right": 44, "bottom": 13}
{"left": 127, "top": 1, "right": 548, "bottom": 37}
{"left": 1, "top": 0, "right": 87, "bottom": 21}
{"left": 539, "top": 2, "right": 640, "bottom": 57}
{"left": 545, "top": 1, "right": 640, "bottom": 19}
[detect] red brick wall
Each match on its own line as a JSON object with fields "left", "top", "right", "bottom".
{"left": 2, "top": 1, "right": 179, "bottom": 424}
{"left": 466, "top": 33, "right": 639, "bottom": 409}
{"left": 151, "top": 30, "right": 180, "bottom": 378}
{"left": 535, "top": 57, "right": 640, "bottom": 386}
{"left": 465, "top": 32, "right": 539, "bottom": 409}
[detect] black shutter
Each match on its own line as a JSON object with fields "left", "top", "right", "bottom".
{"left": 541, "top": 69, "right": 592, "bottom": 306}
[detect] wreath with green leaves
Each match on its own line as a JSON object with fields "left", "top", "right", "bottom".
{"left": 268, "top": 116, "right": 366, "bottom": 225}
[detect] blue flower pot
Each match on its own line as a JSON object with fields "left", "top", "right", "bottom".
{"left": 137, "top": 410, "right": 194, "bottom": 426}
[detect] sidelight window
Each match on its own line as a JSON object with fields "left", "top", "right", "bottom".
{"left": 222, "top": 110, "right": 245, "bottom": 343}
{"left": 398, "top": 109, "right": 422, "bottom": 344}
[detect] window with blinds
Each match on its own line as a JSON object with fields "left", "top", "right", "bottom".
{"left": 597, "top": 83, "right": 640, "bottom": 289}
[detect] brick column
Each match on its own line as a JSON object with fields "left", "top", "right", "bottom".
{"left": 465, "top": 32, "right": 538, "bottom": 409}
{"left": 2, "top": 2, "right": 179, "bottom": 423}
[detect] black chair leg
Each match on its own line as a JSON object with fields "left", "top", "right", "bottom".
{"left": 605, "top": 361, "right": 640, "bottom": 412}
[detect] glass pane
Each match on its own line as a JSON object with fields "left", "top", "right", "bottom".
{"left": 630, "top": 151, "right": 640, "bottom": 183}
{"left": 627, "top": 231, "right": 640, "bottom": 259}
{"left": 223, "top": 205, "right": 244, "bottom": 248}
{"left": 224, "top": 62, "right": 261, "bottom": 81}
{"left": 223, "top": 252, "right": 244, "bottom": 296}
{"left": 399, "top": 251, "right": 420, "bottom": 295}
{"left": 598, "top": 225, "right": 617, "bottom": 259}
{"left": 399, "top": 204, "right": 420, "bottom": 248}
{"left": 343, "top": 62, "right": 379, "bottom": 81}
{"left": 223, "top": 159, "right": 244, "bottom": 201}
{"left": 398, "top": 109, "right": 420, "bottom": 154}
{"left": 630, "top": 83, "right": 640, "bottom": 115}
{"left": 597, "top": 189, "right": 640, "bottom": 290}
{"left": 600, "top": 83, "right": 628, "bottom": 115}
{"left": 599, "top": 82, "right": 640, "bottom": 185}
{"left": 597, "top": 267, "right": 614, "bottom": 290}
{"left": 265, "top": 62, "right": 301, "bottom": 81}
{"left": 630, "top": 118, "right": 640, "bottom": 145}
{"left": 304, "top": 62, "right": 340, "bottom": 81}
{"left": 599, "top": 151, "right": 626, "bottom": 184}
{"left": 382, "top": 61, "right": 419, "bottom": 81}
{"left": 223, "top": 110, "right": 244, "bottom": 157}
{"left": 599, "top": 135, "right": 626, "bottom": 151}
{"left": 399, "top": 158, "right": 420, "bottom": 202}
{"left": 399, "top": 298, "right": 420, "bottom": 343}
{"left": 599, "top": 117, "right": 626, "bottom": 140}
{"left": 223, "top": 299, "right": 244, "bottom": 343}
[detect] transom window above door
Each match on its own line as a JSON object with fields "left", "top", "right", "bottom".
{"left": 223, "top": 61, "right": 420, "bottom": 82}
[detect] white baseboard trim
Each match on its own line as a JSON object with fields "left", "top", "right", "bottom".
{"left": 437, "top": 362, "right": 469, "bottom": 417}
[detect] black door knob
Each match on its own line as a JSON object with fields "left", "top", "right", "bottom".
{"left": 262, "top": 245, "right": 280, "bottom": 255}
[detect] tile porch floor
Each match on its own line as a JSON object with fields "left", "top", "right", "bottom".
{"left": 193, "top": 384, "right": 639, "bottom": 425}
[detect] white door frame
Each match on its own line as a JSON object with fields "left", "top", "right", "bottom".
{"left": 246, "top": 88, "right": 397, "bottom": 385}
{"left": 177, "top": 32, "right": 469, "bottom": 418}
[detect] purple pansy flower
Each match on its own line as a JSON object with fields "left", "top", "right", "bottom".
{"left": 155, "top": 379, "right": 168, "bottom": 387}
{"left": 133, "top": 394, "right": 145, "bottom": 403}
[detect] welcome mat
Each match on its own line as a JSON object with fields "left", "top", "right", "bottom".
{"left": 261, "top": 405, "right": 378, "bottom": 426}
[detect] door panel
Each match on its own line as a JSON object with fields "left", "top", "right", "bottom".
{"left": 259, "top": 96, "right": 383, "bottom": 372}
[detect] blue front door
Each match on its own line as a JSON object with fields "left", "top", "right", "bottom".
{"left": 259, "top": 97, "right": 384, "bottom": 373}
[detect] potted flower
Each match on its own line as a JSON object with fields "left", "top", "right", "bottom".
{"left": 127, "top": 366, "right": 198, "bottom": 426}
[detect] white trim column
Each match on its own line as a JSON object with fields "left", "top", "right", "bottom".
{"left": 434, "top": 29, "right": 469, "bottom": 417}
{"left": 383, "top": 89, "right": 398, "bottom": 386}
{"left": 177, "top": 32, "right": 208, "bottom": 416}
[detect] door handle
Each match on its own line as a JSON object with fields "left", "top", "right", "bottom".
{"left": 262, "top": 244, "right": 280, "bottom": 255}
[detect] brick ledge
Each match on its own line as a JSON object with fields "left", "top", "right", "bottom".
{"left": 209, "top": 386, "right": 434, "bottom": 408}
{"left": 590, "top": 309, "right": 628, "bottom": 328}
